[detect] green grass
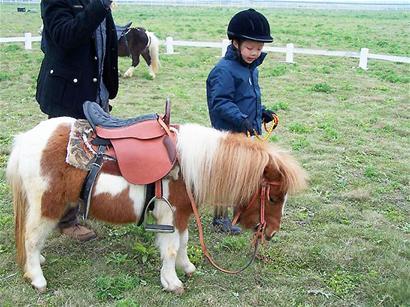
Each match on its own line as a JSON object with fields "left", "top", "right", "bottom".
{"left": 0, "top": 4, "right": 409, "bottom": 306}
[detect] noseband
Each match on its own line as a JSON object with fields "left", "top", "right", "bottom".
{"left": 187, "top": 178, "right": 280, "bottom": 274}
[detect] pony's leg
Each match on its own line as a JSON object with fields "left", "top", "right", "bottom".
{"left": 154, "top": 201, "right": 184, "bottom": 293}
{"left": 124, "top": 66, "right": 135, "bottom": 78}
{"left": 141, "top": 49, "right": 155, "bottom": 79}
{"left": 124, "top": 53, "right": 140, "bottom": 78}
{"left": 23, "top": 201, "right": 56, "bottom": 292}
{"left": 157, "top": 231, "right": 184, "bottom": 293}
{"left": 175, "top": 229, "right": 196, "bottom": 277}
{"left": 39, "top": 254, "right": 46, "bottom": 265}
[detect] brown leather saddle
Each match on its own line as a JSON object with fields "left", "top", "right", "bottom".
{"left": 81, "top": 100, "right": 177, "bottom": 232}
{"left": 83, "top": 100, "right": 176, "bottom": 185}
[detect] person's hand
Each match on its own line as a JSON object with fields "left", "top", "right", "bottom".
{"left": 262, "top": 109, "right": 276, "bottom": 123}
{"left": 240, "top": 119, "right": 253, "bottom": 135}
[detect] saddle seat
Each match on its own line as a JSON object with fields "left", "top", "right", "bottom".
{"left": 115, "top": 21, "right": 132, "bottom": 40}
{"left": 83, "top": 101, "right": 176, "bottom": 185}
{"left": 84, "top": 100, "right": 157, "bottom": 130}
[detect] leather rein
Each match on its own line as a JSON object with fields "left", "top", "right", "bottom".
{"left": 186, "top": 179, "right": 280, "bottom": 274}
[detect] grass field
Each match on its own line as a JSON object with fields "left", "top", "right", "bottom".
{"left": 0, "top": 4, "right": 409, "bottom": 306}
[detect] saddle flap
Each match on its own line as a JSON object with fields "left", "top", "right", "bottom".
{"left": 95, "top": 119, "right": 166, "bottom": 140}
{"left": 110, "top": 132, "right": 177, "bottom": 185}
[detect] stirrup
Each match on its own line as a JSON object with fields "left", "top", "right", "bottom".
{"left": 143, "top": 196, "right": 175, "bottom": 233}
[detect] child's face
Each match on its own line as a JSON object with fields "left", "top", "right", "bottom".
{"left": 234, "top": 40, "right": 264, "bottom": 64}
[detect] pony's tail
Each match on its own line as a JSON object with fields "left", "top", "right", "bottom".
{"left": 6, "top": 136, "right": 27, "bottom": 268}
{"left": 147, "top": 31, "right": 160, "bottom": 74}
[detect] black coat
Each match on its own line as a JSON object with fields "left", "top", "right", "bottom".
{"left": 36, "top": 0, "right": 118, "bottom": 119}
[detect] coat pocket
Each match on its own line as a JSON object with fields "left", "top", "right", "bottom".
{"left": 43, "top": 66, "right": 81, "bottom": 109}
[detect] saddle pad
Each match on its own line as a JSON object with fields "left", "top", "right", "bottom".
{"left": 66, "top": 120, "right": 96, "bottom": 171}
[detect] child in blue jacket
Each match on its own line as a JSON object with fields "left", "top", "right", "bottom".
{"left": 207, "top": 8, "right": 276, "bottom": 234}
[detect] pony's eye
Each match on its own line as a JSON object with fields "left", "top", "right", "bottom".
{"left": 269, "top": 196, "right": 277, "bottom": 203}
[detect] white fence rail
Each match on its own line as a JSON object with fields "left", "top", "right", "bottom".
{"left": 2, "top": 0, "right": 410, "bottom": 10}
{"left": 1, "top": 33, "right": 409, "bottom": 70}
{"left": 164, "top": 37, "right": 410, "bottom": 70}
{"left": 0, "top": 32, "right": 41, "bottom": 49}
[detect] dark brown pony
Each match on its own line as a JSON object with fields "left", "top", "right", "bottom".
{"left": 118, "top": 27, "right": 160, "bottom": 79}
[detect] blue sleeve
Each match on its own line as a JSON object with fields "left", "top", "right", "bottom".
{"left": 41, "top": 0, "right": 109, "bottom": 49}
{"left": 207, "top": 67, "right": 247, "bottom": 130}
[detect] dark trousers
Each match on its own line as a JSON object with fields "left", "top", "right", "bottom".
{"left": 58, "top": 206, "right": 80, "bottom": 228}
{"left": 48, "top": 115, "right": 80, "bottom": 229}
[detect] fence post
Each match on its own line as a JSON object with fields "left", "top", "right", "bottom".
{"left": 285, "top": 43, "right": 294, "bottom": 63}
{"left": 24, "top": 32, "right": 32, "bottom": 50}
{"left": 359, "top": 48, "right": 369, "bottom": 70}
{"left": 221, "top": 39, "right": 229, "bottom": 57}
{"left": 165, "top": 36, "right": 174, "bottom": 54}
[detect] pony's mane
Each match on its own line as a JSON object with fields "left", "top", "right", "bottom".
{"left": 266, "top": 145, "right": 308, "bottom": 194}
{"left": 177, "top": 124, "right": 308, "bottom": 206}
{"left": 177, "top": 124, "right": 270, "bottom": 206}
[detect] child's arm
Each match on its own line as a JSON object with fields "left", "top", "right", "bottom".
{"left": 207, "top": 68, "right": 248, "bottom": 132}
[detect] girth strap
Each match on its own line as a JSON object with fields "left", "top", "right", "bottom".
{"left": 136, "top": 182, "right": 155, "bottom": 226}
{"left": 80, "top": 145, "right": 106, "bottom": 219}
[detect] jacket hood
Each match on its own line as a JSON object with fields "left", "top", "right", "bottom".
{"left": 224, "top": 44, "right": 267, "bottom": 69}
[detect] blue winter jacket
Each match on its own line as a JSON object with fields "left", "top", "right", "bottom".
{"left": 206, "top": 44, "right": 267, "bottom": 134}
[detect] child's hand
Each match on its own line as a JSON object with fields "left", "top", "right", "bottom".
{"left": 262, "top": 109, "right": 276, "bottom": 123}
{"left": 241, "top": 119, "right": 254, "bottom": 135}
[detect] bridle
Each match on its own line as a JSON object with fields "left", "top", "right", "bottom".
{"left": 232, "top": 179, "right": 280, "bottom": 243}
{"left": 186, "top": 178, "right": 281, "bottom": 274}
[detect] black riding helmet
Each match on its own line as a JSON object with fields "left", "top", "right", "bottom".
{"left": 227, "top": 8, "right": 273, "bottom": 43}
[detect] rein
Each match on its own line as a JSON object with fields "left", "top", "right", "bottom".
{"left": 186, "top": 179, "right": 280, "bottom": 274}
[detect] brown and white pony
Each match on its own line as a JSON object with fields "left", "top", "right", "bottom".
{"left": 7, "top": 118, "right": 307, "bottom": 293}
{"left": 118, "top": 27, "right": 160, "bottom": 79}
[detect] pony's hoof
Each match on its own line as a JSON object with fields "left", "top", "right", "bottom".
{"left": 31, "top": 277, "right": 47, "bottom": 293}
{"left": 178, "top": 262, "right": 195, "bottom": 275}
{"left": 40, "top": 254, "right": 46, "bottom": 265}
{"left": 24, "top": 272, "right": 47, "bottom": 292}
{"left": 124, "top": 68, "right": 134, "bottom": 78}
{"left": 185, "top": 272, "right": 194, "bottom": 278}
{"left": 172, "top": 287, "right": 185, "bottom": 295}
{"left": 35, "top": 285, "right": 47, "bottom": 293}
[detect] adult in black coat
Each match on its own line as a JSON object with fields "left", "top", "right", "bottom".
{"left": 36, "top": 0, "right": 119, "bottom": 240}
{"left": 36, "top": 0, "right": 118, "bottom": 119}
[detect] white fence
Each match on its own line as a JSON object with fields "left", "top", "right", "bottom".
{"left": 1, "top": 33, "right": 409, "bottom": 70}
{"left": 0, "top": 32, "right": 41, "bottom": 49}
{"left": 2, "top": 0, "right": 410, "bottom": 10}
